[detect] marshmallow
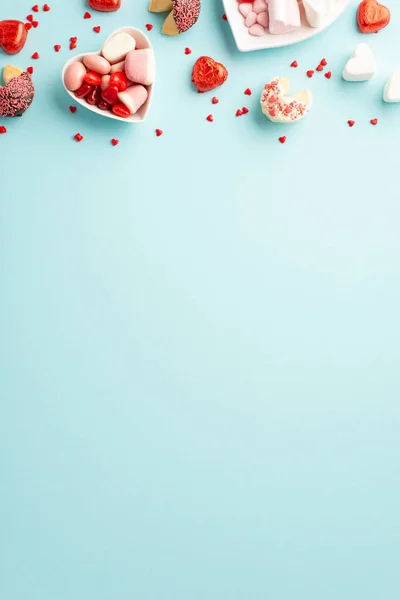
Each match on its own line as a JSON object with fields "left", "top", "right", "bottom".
{"left": 260, "top": 77, "right": 312, "bottom": 123}
{"left": 118, "top": 84, "right": 148, "bottom": 114}
{"left": 102, "top": 32, "right": 136, "bottom": 64}
{"left": 302, "top": 0, "right": 335, "bottom": 28}
{"left": 124, "top": 49, "right": 155, "bottom": 86}
{"left": 246, "top": 11, "right": 257, "bottom": 27}
{"left": 342, "top": 43, "right": 376, "bottom": 82}
{"left": 384, "top": 70, "right": 400, "bottom": 102}
{"left": 268, "top": 0, "right": 301, "bottom": 34}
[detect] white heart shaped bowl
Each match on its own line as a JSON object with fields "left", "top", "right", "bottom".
{"left": 62, "top": 26, "right": 155, "bottom": 123}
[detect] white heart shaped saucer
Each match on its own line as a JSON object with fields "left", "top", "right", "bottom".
{"left": 61, "top": 26, "right": 155, "bottom": 124}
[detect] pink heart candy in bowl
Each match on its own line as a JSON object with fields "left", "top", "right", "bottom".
{"left": 61, "top": 26, "right": 155, "bottom": 123}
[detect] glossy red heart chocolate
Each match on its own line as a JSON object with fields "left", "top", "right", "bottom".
{"left": 88, "top": 0, "right": 121, "bottom": 11}
{"left": 357, "top": 0, "right": 390, "bottom": 33}
{"left": 192, "top": 56, "right": 228, "bottom": 93}
{"left": 0, "top": 20, "right": 27, "bottom": 55}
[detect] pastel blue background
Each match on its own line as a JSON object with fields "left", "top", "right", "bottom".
{"left": 1, "top": 0, "right": 400, "bottom": 598}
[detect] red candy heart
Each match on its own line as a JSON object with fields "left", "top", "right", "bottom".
{"left": 370, "top": 118, "right": 378, "bottom": 125}
{"left": 146, "top": 24, "right": 153, "bottom": 31}
{"left": 43, "top": 4, "right": 51, "bottom": 11}
{"left": 348, "top": 120, "right": 355, "bottom": 127}
{"left": 0, "top": 20, "right": 28, "bottom": 55}
{"left": 111, "top": 138, "right": 119, "bottom": 146}
{"left": 69, "top": 105, "right": 77, "bottom": 113}
{"left": 192, "top": 56, "right": 228, "bottom": 93}
{"left": 279, "top": 136, "right": 286, "bottom": 144}
{"left": 357, "top": 0, "right": 390, "bottom": 33}
{"left": 84, "top": 12, "right": 92, "bottom": 19}
{"left": 88, "top": 0, "right": 121, "bottom": 12}
{"left": 206, "top": 114, "right": 214, "bottom": 122}
{"left": 93, "top": 26, "right": 101, "bottom": 33}
{"left": 102, "top": 85, "right": 119, "bottom": 105}
{"left": 155, "top": 129, "right": 163, "bottom": 136}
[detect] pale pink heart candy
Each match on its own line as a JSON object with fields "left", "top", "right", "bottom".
{"left": 256, "top": 11, "right": 269, "bottom": 26}
{"left": 102, "top": 32, "right": 136, "bottom": 64}
{"left": 64, "top": 61, "right": 86, "bottom": 91}
{"left": 118, "top": 84, "right": 148, "bottom": 114}
{"left": 239, "top": 2, "right": 253, "bottom": 17}
{"left": 253, "top": 0, "right": 267, "bottom": 14}
{"left": 249, "top": 23, "right": 265, "bottom": 35}
{"left": 245, "top": 11, "right": 257, "bottom": 27}
{"left": 124, "top": 48, "right": 155, "bottom": 86}
{"left": 101, "top": 74, "right": 111, "bottom": 90}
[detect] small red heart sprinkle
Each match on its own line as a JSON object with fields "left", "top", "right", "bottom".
{"left": 111, "top": 139, "right": 119, "bottom": 146}
{"left": 236, "top": 109, "right": 243, "bottom": 116}
{"left": 32, "top": 21, "right": 39, "bottom": 28}
{"left": 69, "top": 106, "right": 77, "bottom": 113}
{"left": 316, "top": 65, "right": 323, "bottom": 71}
{"left": 206, "top": 114, "right": 214, "bottom": 122}
{"left": 70, "top": 36, "right": 77, "bottom": 43}
{"left": 25, "top": 23, "right": 32, "bottom": 30}
{"left": 347, "top": 120, "right": 355, "bottom": 127}
{"left": 222, "top": 14, "right": 227, "bottom": 20}
{"left": 291, "top": 61, "right": 298, "bottom": 68}
{"left": 93, "top": 26, "right": 101, "bottom": 33}
{"left": 155, "top": 129, "right": 163, "bottom": 136}
{"left": 307, "top": 70, "right": 314, "bottom": 78}
{"left": 43, "top": 4, "right": 51, "bottom": 11}
{"left": 145, "top": 24, "right": 153, "bottom": 30}
{"left": 279, "top": 136, "right": 286, "bottom": 144}
{"left": 31, "top": 52, "right": 39, "bottom": 59}
{"left": 0, "top": 126, "right": 7, "bottom": 134}
{"left": 27, "top": 14, "right": 34, "bottom": 22}
{"left": 242, "top": 106, "right": 249, "bottom": 114}
{"left": 244, "top": 88, "right": 252, "bottom": 95}
{"left": 370, "top": 118, "right": 378, "bottom": 125}
{"left": 325, "top": 71, "right": 332, "bottom": 79}
{"left": 70, "top": 42, "right": 77, "bottom": 50}
{"left": 54, "top": 44, "right": 61, "bottom": 52}
{"left": 32, "top": 5, "right": 39, "bottom": 12}
{"left": 74, "top": 133, "right": 83, "bottom": 142}
{"left": 185, "top": 47, "right": 192, "bottom": 54}
{"left": 27, "top": 66, "right": 34, "bottom": 74}
{"left": 84, "top": 11, "right": 91, "bottom": 18}
{"left": 320, "top": 58, "right": 327, "bottom": 66}
{"left": 212, "top": 96, "right": 219, "bottom": 104}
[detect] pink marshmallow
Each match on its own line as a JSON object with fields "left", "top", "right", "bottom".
{"left": 253, "top": 0, "right": 267, "bottom": 14}
{"left": 249, "top": 23, "right": 265, "bottom": 35}
{"left": 239, "top": 2, "right": 253, "bottom": 17}
{"left": 124, "top": 48, "right": 155, "bottom": 86}
{"left": 257, "top": 11, "right": 269, "bottom": 26}
{"left": 118, "top": 84, "right": 148, "bottom": 114}
{"left": 245, "top": 11, "right": 257, "bottom": 27}
{"left": 268, "top": 0, "right": 301, "bottom": 34}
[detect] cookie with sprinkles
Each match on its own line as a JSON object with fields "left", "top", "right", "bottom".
{"left": 0, "top": 68, "right": 35, "bottom": 117}
{"left": 260, "top": 77, "right": 312, "bottom": 124}
{"left": 162, "top": 0, "right": 201, "bottom": 35}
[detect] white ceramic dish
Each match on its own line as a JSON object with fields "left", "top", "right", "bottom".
{"left": 222, "top": 0, "right": 349, "bottom": 52}
{"left": 62, "top": 26, "right": 155, "bottom": 123}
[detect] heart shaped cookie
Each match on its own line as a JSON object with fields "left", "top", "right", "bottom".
{"left": 62, "top": 27, "right": 155, "bottom": 123}
{"left": 0, "top": 20, "right": 27, "bottom": 55}
{"left": 342, "top": 43, "right": 376, "bottom": 81}
{"left": 357, "top": 0, "right": 390, "bottom": 34}
{"left": 192, "top": 56, "right": 228, "bottom": 93}
{"left": 88, "top": 0, "right": 121, "bottom": 12}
